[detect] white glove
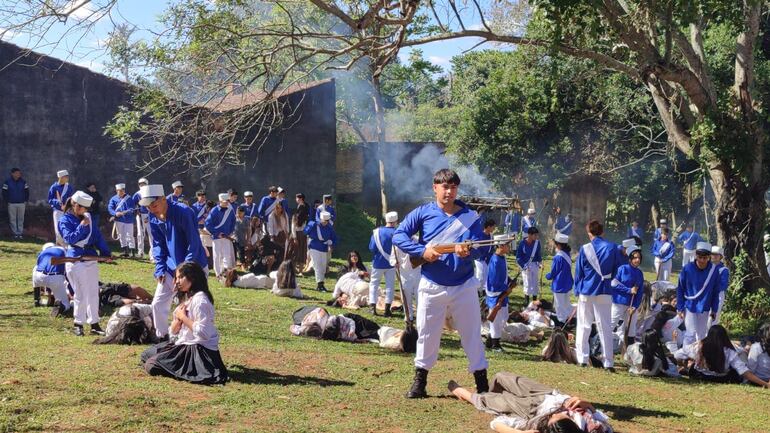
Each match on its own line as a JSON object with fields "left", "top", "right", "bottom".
{"left": 325, "top": 240, "right": 333, "bottom": 246}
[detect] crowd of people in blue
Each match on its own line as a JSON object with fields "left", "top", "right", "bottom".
{"left": 12, "top": 166, "right": 770, "bottom": 433}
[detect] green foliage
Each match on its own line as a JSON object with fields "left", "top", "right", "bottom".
{"left": 380, "top": 49, "right": 447, "bottom": 109}
{"left": 333, "top": 202, "right": 376, "bottom": 260}
{"left": 721, "top": 251, "right": 770, "bottom": 335}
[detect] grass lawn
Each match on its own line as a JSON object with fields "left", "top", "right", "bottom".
{"left": 1, "top": 238, "right": 767, "bottom": 433}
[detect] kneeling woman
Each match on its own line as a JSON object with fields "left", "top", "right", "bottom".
{"left": 141, "top": 262, "right": 228, "bottom": 385}
{"left": 448, "top": 372, "right": 614, "bottom": 432}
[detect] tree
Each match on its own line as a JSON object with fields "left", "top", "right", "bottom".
{"left": 404, "top": 0, "right": 770, "bottom": 286}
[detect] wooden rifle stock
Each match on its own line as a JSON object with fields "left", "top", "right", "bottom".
{"left": 409, "top": 243, "right": 463, "bottom": 267}
{"left": 486, "top": 272, "right": 521, "bottom": 322}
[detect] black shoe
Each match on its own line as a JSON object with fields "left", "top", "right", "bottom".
{"left": 90, "top": 323, "right": 106, "bottom": 336}
{"left": 131, "top": 249, "right": 136, "bottom": 258}
{"left": 523, "top": 295, "right": 530, "bottom": 306}
{"left": 492, "top": 339, "right": 504, "bottom": 353}
{"left": 120, "top": 247, "right": 129, "bottom": 258}
{"left": 369, "top": 304, "right": 378, "bottom": 316}
{"left": 580, "top": 363, "right": 588, "bottom": 368}
{"left": 405, "top": 368, "right": 428, "bottom": 399}
{"left": 72, "top": 325, "right": 84, "bottom": 337}
{"left": 473, "top": 369, "right": 489, "bottom": 393}
{"left": 384, "top": 303, "right": 392, "bottom": 317}
{"left": 485, "top": 335, "right": 493, "bottom": 349}
{"left": 50, "top": 302, "right": 65, "bottom": 318}
{"left": 604, "top": 367, "right": 616, "bottom": 373}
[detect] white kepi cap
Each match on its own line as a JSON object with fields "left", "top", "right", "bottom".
{"left": 320, "top": 211, "right": 332, "bottom": 221}
{"left": 527, "top": 208, "right": 536, "bottom": 215}
{"left": 243, "top": 191, "right": 253, "bottom": 197}
{"left": 71, "top": 191, "right": 93, "bottom": 207}
{"left": 218, "top": 193, "right": 230, "bottom": 202}
{"left": 660, "top": 218, "right": 667, "bottom": 224}
{"left": 138, "top": 184, "right": 164, "bottom": 206}
{"left": 385, "top": 211, "right": 398, "bottom": 223}
{"left": 711, "top": 245, "right": 724, "bottom": 256}
{"left": 57, "top": 170, "right": 69, "bottom": 178}
{"left": 138, "top": 178, "right": 149, "bottom": 185}
{"left": 171, "top": 181, "right": 183, "bottom": 189}
{"left": 494, "top": 234, "right": 512, "bottom": 246}
{"left": 115, "top": 183, "right": 126, "bottom": 191}
{"left": 42, "top": 242, "right": 55, "bottom": 251}
{"left": 627, "top": 245, "right": 640, "bottom": 255}
{"left": 696, "top": 241, "right": 712, "bottom": 254}
{"left": 277, "top": 186, "right": 284, "bottom": 193}
{"left": 554, "top": 233, "right": 569, "bottom": 244}
{"left": 622, "top": 238, "right": 636, "bottom": 249}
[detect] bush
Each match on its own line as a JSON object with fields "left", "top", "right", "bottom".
{"left": 333, "top": 202, "right": 376, "bottom": 261}
{"left": 720, "top": 251, "right": 770, "bottom": 336}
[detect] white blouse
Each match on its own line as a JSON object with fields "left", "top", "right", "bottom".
{"left": 267, "top": 212, "right": 289, "bottom": 237}
{"left": 173, "top": 291, "right": 220, "bottom": 351}
{"left": 748, "top": 343, "right": 770, "bottom": 382}
{"left": 674, "top": 342, "right": 749, "bottom": 377}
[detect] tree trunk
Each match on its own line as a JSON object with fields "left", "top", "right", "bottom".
{"left": 371, "top": 76, "right": 389, "bottom": 219}
{"left": 709, "top": 164, "right": 769, "bottom": 289}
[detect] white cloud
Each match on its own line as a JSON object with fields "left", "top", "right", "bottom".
{"left": 59, "top": 0, "right": 97, "bottom": 22}
{"left": 0, "top": 27, "right": 18, "bottom": 40}
{"left": 428, "top": 55, "right": 450, "bottom": 66}
{"left": 466, "top": 23, "right": 485, "bottom": 31}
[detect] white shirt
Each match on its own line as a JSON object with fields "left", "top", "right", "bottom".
{"left": 267, "top": 212, "right": 289, "bottom": 237}
{"left": 748, "top": 343, "right": 770, "bottom": 382}
{"left": 173, "top": 291, "right": 220, "bottom": 351}
{"left": 674, "top": 342, "right": 749, "bottom": 377}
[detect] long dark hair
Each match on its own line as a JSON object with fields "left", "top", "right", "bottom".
{"left": 698, "top": 325, "right": 733, "bottom": 373}
{"left": 176, "top": 261, "right": 214, "bottom": 306}
{"left": 542, "top": 328, "right": 577, "bottom": 365}
{"left": 639, "top": 329, "right": 669, "bottom": 371}
{"left": 554, "top": 241, "right": 571, "bottom": 255}
{"left": 757, "top": 322, "right": 770, "bottom": 355}
{"left": 347, "top": 250, "right": 367, "bottom": 272}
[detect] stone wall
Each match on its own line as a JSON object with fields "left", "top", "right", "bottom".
{"left": 0, "top": 41, "right": 336, "bottom": 238}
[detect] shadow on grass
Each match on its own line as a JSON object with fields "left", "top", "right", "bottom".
{"left": 227, "top": 364, "right": 355, "bottom": 387}
{"left": 597, "top": 402, "right": 683, "bottom": 421}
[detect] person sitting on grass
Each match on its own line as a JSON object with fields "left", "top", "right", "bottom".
{"left": 624, "top": 329, "right": 679, "bottom": 377}
{"left": 748, "top": 322, "right": 770, "bottom": 383}
{"left": 140, "top": 261, "right": 228, "bottom": 385}
{"left": 674, "top": 324, "right": 769, "bottom": 387}
{"left": 330, "top": 251, "right": 370, "bottom": 308}
{"left": 448, "top": 372, "right": 614, "bottom": 432}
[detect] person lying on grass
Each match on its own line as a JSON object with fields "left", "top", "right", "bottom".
{"left": 140, "top": 261, "right": 228, "bottom": 385}
{"left": 448, "top": 371, "right": 613, "bottom": 432}
{"left": 329, "top": 250, "right": 370, "bottom": 308}
{"left": 674, "top": 324, "right": 769, "bottom": 387}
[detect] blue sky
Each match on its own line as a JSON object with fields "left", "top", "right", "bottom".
{"left": 0, "top": 0, "right": 494, "bottom": 79}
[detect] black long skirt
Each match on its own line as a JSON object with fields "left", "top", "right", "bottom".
{"left": 141, "top": 342, "right": 228, "bottom": 385}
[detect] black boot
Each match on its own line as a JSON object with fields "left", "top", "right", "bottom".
{"left": 318, "top": 282, "right": 327, "bottom": 292}
{"left": 473, "top": 369, "right": 489, "bottom": 393}
{"left": 405, "top": 368, "right": 428, "bottom": 398}
{"left": 532, "top": 295, "right": 537, "bottom": 301}
{"left": 369, "top": 303, "right": 378, "bottom": 316}
{"left": 131, "top": 248, "right": 136, "bottom": 258}
{"left": 90, "top": 323, "right": 106, "bottom": 336}
{"left": 34, "top": 287, "right": 41, "bottom": 307}
{"left": 72, "top": 324, "right": 84, "bottom": 337}
{"left": 492, "top": 339, "right": 504, "bottom": 353}
{"left": 485, "top": 335, "right": 493, "bottom": 349}
{"left": 384, "top": 303, "right": 392, "bottom": 317}
{"left": 523, "top": 295, "right": 530, "bottom": 306}
{"left": 120, "top": 247, "right": 129, "bottom": 258}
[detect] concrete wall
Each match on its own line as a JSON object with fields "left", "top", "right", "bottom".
{"left": 0, "top": 41, "right": 336, "bottom": 238}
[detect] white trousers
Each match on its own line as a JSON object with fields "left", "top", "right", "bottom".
{"left": 654, "top": 258, "right": 672, "bottom": 281}
{"left": 116, "top": 221, "right": 135, "bottom": 249}
{"left": 212, "top": 237, "right": 235, "bottom": 277}
{"left": 136, "top": 214, "right": 153, "bottom": 254}
{"left": 709, "top": 291, "right": 726, "bottom": 327}
{"left": 474, "top": 260, "right": 488, "bottom": 293}
{"left": 489, "top": 305, "right": 508, "bottom": 339}
{"left": 151, "top": 271, "right": 175, "bottom": 338}
{"left": 53, "top": 209, "right": 64, "bottom": 245}
{"left": 8, "top": 203, "right": 25, "bottom": 236}
{"left": 576, "top": 294, "right": 614, "bottom": 368}
{"left": 308, "top": 248, "right": 329, "bottom": 282}
{"left": 32, "top": 270, "right": 70, "bottom": 309}
{"left": 552, "top": 292, "right": 572, "bottom": 323}
{"left": 521, "top": 265, "right": 540, "bottom": 296}
{"left": 684, "top": 310, "right": 710, "bottom": 346}
{"left": 399, "top": 268, "right": 420, "bottom": 321}
{"left": 414, "top": 277, "right": 488, "bottom": 372}
{"left": 66, "top": 261, "right": 100, "bottom": 325}
{"left": 611, "top": 302, "right": 638, "bottom": 340}
{"left": 369, "top": 267, "right": 396, "bottom": 304}
{"left": 682, "top": 249, "right": 695, "bottom": 268}
{"left": 200, "top": 233, "right": 213, "bottom": 248}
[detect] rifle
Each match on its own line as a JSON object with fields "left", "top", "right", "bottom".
{"left": 486, "top": 271, "right": 521, "bottom": 322}
{"left": 50, "top": 256, "right": 115, "bottom": 266}
{"left": 409, "top": 236, "right": 517, "bottom": 268}
{"left": 621, "top": 262, "right": 660, "bottom": 355}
